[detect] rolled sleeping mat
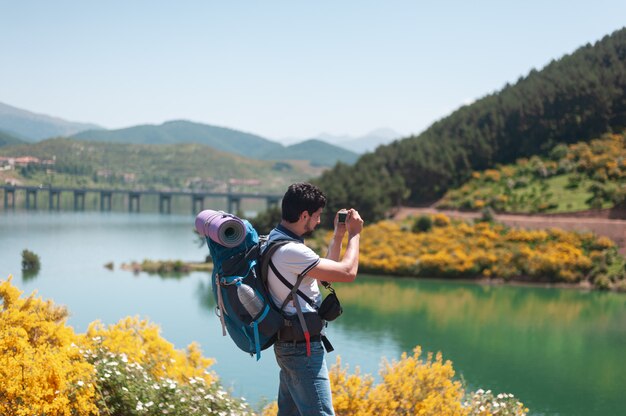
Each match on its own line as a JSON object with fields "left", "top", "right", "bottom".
{"left": 195, "top": 209, "right": 247, "bottom": 248}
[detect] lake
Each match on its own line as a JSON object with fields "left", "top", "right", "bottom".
{"left": 1, "top": 211, "right": 625, "bottom": 415}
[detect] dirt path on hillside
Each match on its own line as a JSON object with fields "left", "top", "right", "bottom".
{"left": 393, "top": 207, "right": 626, "bottom": 254}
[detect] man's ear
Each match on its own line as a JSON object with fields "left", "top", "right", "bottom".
{"left": 299, "top": 211, "right": 308, "bottom": 222}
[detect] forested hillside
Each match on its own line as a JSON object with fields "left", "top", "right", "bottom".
{"left": 0, "top": 129, "right": 24, "bottom": 147}
{"left": 438, "top": 133, "right": 626, "bottom": 213}
{"left": 280, "top": 139, "right": 359, "bottom": 166}
{"left": 0, "top": 138, "right": 322, "bottom": 193}
{"left": 315, "top": 28, "right": 626, "bottom": 223}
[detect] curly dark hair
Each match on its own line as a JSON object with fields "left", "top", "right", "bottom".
{"left": 281, "top": 183, "right": 327, "bottom": 223}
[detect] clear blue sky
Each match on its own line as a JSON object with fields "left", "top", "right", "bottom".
{"left": 1, "top": 1, "right": 625, "bottom": 142}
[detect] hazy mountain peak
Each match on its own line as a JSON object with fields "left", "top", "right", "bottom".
{"left": 0, "top": 101, "right": 103, "bottom": 141}
{"left": 313, "top": 128, "right": 403, "bottom": 153}
{"left": 365, "top": 127, "right": 402, "bottom": 140}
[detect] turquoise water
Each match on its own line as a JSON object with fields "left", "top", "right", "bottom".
{"left": 1, "top": 211, "right": 625, "bottom": 415}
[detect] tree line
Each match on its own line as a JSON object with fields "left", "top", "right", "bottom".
{"left": 314, "top": 27, "right": 626, "bottom": 224}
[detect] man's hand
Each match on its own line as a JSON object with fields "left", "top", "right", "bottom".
{"left": 346, "top": 209, "right": 363, "bottom": 237}
{"left": 312, "top": 208, "right": 363, "bottom": 282}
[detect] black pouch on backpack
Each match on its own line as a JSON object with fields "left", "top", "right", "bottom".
{"left": 318, "top": 289, "right": 342, "bottom": 321}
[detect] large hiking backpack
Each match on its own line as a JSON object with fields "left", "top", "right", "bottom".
{"left": 205, "top": 220, "right": 286, "bottom": 360}
{"left": 201, "top": 213, "right": 341, "bottom": 360}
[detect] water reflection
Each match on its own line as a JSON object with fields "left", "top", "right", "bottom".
{"left": 196, "top": 278, "right": 215, "bottom": 312}
{"left": 21, "top": 269, "right": 40, "bottom": 282}
{"left": 331, "top": 275, "right": 626, "bottom": 416}
{"left": 194, "top": 272, "right": 626, "bottom": 414}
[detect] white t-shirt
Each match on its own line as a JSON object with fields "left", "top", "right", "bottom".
{"left": 267, "top": 241, "right": 321, "bottom": 315}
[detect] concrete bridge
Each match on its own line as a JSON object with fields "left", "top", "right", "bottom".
{"left": 0, "top": 185, "right": 282, "bottom": 214}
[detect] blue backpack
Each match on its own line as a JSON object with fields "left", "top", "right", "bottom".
{"left": 205, "top": 220, "right": 287, "bottom": 360}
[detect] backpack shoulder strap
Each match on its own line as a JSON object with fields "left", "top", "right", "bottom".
{"left": 258, "top": 239, "right": 290, "bottom": 287}
{"left": 269, "top": 259, "right": 317, "bottom": 308}
{"left": 260, "top": 239, "right": 317, "bottom": 308}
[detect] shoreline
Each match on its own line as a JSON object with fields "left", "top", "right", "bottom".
{"left": 118, "top": 260, "right": 212, "bottom": 274}
{"left": 364, "top": 272, "right": 626, "bottom": 293}
{"left": 118, "top": 259, "right": 624, "bottom": 293}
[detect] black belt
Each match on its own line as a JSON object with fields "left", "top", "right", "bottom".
{"left": 277, "top": 335, "right": 322, "bottom": 344}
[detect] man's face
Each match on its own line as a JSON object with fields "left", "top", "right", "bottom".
{"left": 303, "top": 208, "right": 323, "bottom": 236}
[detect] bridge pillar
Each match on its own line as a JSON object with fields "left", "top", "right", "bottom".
{"left": 267, "top": 196, "right": 281, "bottom": 210}
{"left": 25, "top": 188, "right": 38, "bottom": 210}
{"left": 74, "top": 191, "right": 85, "bottom": 211}
{"left": 192, "top": 194, "right": 204, "bottom": 215}
{"left": 49, "top": 189, "right": 61, "bottom": 211}
{"left": 4, "top": 187, "right": 15, "bottom": 209}
{"left": 129, "top": 192, "right": 140, "bottom": 213}
{"left": 159, "top": 193, "right": 172, "bottom": 214}
{"left": 100, "top": 191, "right": 112, "bottom": 211}
{"left": 228, "top": 196, "right": 241, "bottom": 215}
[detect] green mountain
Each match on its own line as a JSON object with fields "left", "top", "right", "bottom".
{"left": 283, "top": 139, "right": 359, "bottom": 166}
{"left": 314, "top": 27, "right": 626, "bottom": 223}
{"left": 0, "top": 129, "right": 25, "bottom": 147}
{"left": 72, "top": 120, "right": 284, "bottom": 159}
{"left": 72, "top": 120, "right": 358, "bottom": 166}
{"left": 0, "top": 138, "right": 321, "bottom": 193}
{"left": 0, "top": 101, "right": 102, "bottom": 141}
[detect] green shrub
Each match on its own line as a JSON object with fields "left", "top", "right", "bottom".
{"left": 594, "top": 274, "right": 611, "bottom": 291}
{"left": 476, "top": 207, "right": 496, "bottom": 223}
{"left": 21, "top": 249, "right": 41, "bottom": 272}
{"left": 412, "top": 215, "right": 433, "bottom": 233}
{"left": 549, "top": 143, "right": 568, "bottom": 161}
{"left": 566, "top": 174, "right": 582, "bottom": 189}
{"left": 250, "top": 206, "right": 282, "bottom": 235}
{"left": 140, "top": 260, "right": 190, "bottom": 275}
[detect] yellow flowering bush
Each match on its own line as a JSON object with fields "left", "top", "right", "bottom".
{"left": 327, "top": 357, "right": 374, "bottom": 415}
{"left": 0, "top": 277, "right": 97, "bottom": 416}
{"left": 438, "top": 133, "right": 626, "bottom": 212}
{"left": 346, "top": 215, "right": 621, "bottom": 286}
{"left": 0, "top": 277, "right": 252, "bottom": 416}
{"left": 361, "top": 347, "right": 465, "bottom": 416}
{"left": 432, "top": 213, "right": 451, "bottom": 227}
{"left": 82, "top": 317, "right": 216, "bottom": 385}
{"left": 483, "top": 169, "right": 501, "bottom": 182}
{"left": 263, "top": 347, "right": 527, "bottom": 416}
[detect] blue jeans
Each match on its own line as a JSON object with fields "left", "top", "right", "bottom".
{"left": 274, "top": 340, "right": 335, "bottom": 416}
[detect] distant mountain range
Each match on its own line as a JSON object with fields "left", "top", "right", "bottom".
{"left": 0, "top": 101, "right": 359, "bottom": 166}
{"left": 315, "top": 128, "right": 402, "bottom": 153}
{"left": 72, "top": 120, "right": 358, "bottom": 166}
{"left": 72, "top": 120, "right": 284, "bottom": 159}
{"left": 281, "top": 128, "right": 402, "bottom": 154}
{"left": 0, "top": 101, "right": 102, "bottom": 141}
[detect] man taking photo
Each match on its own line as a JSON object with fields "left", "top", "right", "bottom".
{"left": 265, "top": 182, "right": 363, "bottom": 416}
